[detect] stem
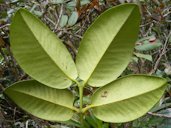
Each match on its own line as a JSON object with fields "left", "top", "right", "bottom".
{"left": 82, "top": 105, "right": 93, "bottom": 113}
{"left": 79, "top": 86, "right": 84, "bottom": 126}
{"left": 74, "top": 80, "right": 86, "bottom": 126}
{"left": 76, "top": 0, "right": 81, "bottom": 11}
{"left": 72, "top": 107, "right": 79, "bottom": 113}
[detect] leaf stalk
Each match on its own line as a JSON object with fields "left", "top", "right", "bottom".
{"left": 79, "top": 85, "right": 84, "bottom": 126}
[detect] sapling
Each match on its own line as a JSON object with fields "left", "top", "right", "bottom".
{"left": 4, "top": 3, "right": 167, "bottom": 127}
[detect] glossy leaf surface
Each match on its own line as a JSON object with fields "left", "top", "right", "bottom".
{"left": 10, "top": 9, "right": 77, "bottom": 89}
{"left": 76, "top": 4, "right": 141, "bottom": 87}
{"left": 5, "top": 80, "right": 75, "bottom": 121}
{"left": 91, "top": 75, "right": 167, "bottom": 123}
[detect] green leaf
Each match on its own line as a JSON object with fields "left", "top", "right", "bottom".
{"left": 157, "top": 118, "right": 171, "bottom": 128}
{"left": 67, "top": 0, "right": 90, "bottom": 7}
{"left": 50, "top": 0, "right": 65, "bottom": 4}
{"left": 81, "top": 0, "right": 90, "bottom": 5}
{"left": 68, "top": 11, "right": 78, "bottom": 26}
{"left": 102, "top": 123, "right": 109, "bottom": 128}
{"left": 10, "top": 9, "right": 78, "bottom": 89}
{"left": 76, "top": 4, "right": 141, "bottom": 87}
{"left": 91, "top": 75, "right": 167, "bottom": 123}
{"left": 135, "top": 41, "right": 162, "bottom": 51}
{"left": 135, "top": 36, "right": 162, "bottom": 51}
{"left": 85, "top": 116, "right": 97, "bottom": 128}
{"left": 0, "top": 0, "right": 4, "bottom": 3}
{"left": 59, "top": 15, "right": 68, "bottom": 27}
{"left": 134, "top": 52, "right": 153, "bottom": 61}
{"left": 33, "top": 10, "right": 43, "bottom": 17}
{"left": 4, "top": 80, "right": 75, "bottom": 121}
{"left": 62, "top": 120, "right": 81, "bottom": 128}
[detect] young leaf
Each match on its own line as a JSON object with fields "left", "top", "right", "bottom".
{"left": 91, "top": 75, "right": 167, "bottom": 123}
{"left": 76, "top": 4, "right": 141, "bottom": 87}
{"left": 10, "top": 9, "right": 78, "bottom": 89}
{"left": 4, "top": 80, "right": 75, "bottom": 121}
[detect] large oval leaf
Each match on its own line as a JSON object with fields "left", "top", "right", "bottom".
{"left": 91, "top": 75, "right": 167, "bottom": 123}
{"left": 4, "top": 80, "right": 75, "bottom": 121}
{"left": 76, "top": 4, "right": 141, "bottom": 87}
{"left": 10, "top": 9, "right": 77, "bottom": 89}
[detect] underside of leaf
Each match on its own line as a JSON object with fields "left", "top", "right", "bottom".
{"left": 10, "top": 9, "right": 77, "bottom": 89}
{"left": 4, "top": 80, "right": 75, "bottom": 121}
{"left": 91, "top": 75, "right": 167, "bottom": 123}
{"left": 76, "top": 4, "right": 141, "bottom": 87}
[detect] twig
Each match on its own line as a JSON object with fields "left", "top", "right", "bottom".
{"left": 0, "top": 104, "right": 22, "bottom": 114}
{"left": 144, "top": 23, "right": 153, "bottom": 37}
{"left": 0, "top": 24, "right": 10, "bottom": 30}
{"left": 44, "top": 15, "right": 55, "bottom": 26}
{"left": 54, "top": 4, "right": 63, "bottom": 31}
{"left": 148, "top": 112, "right": 171, "bottom": 118}
{"left": 140, "top": 22, "right": 152, "bottom": 27}
{"left": 6, "top": 44, "right": 21, "bottom": 79}
{"left": 62, "top": 30, "right": 82, "bottom": 39}
{"left": 76, "top": 0, "right": 81, "bottom": 11}
{"left": 64, "top": 40, "right": 78, "bottom": 55}
{"left": 149, "top": 31, "right": 171, "bottom": 74}
{"left": 25, "top": 119, "right": 30, "bottom": 128}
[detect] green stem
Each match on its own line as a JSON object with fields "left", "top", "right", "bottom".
{"left": 82, "top": 105, "right": 93, "bottom": 113}
{"left": 72, "top": 107, "right": 79, "bottom": 113}
{"left": 79, "top": 86, "right": 84, "bottom": 126}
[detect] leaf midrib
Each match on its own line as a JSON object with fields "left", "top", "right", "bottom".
{"left": 91, "top": 83, "right": 166, "bottom": 108}
{"left": 10, "top": 88, "right": 74, "bottom": 111}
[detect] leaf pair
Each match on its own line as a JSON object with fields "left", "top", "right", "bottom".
{"left": 9, "top": 4, "right": 140, "bottom": 89}
{"left": 6, "top": 6, "right": 78, "bottom": 121}
{"left": 5, "top": 4, "right": 167, "bottom": 123}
